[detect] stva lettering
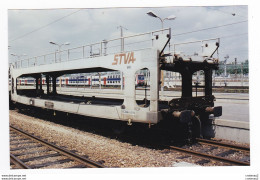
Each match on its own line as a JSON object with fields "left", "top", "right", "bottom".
{"left": 112, "top": 52, "right": 136, "bottom": 65}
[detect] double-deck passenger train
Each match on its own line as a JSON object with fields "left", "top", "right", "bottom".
{"left": 16, "top": 73, "right": 146, "bottom": 87}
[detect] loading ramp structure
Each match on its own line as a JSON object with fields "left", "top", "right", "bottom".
{"left": 9, "top": 28, "right": 222, "bottom": 131}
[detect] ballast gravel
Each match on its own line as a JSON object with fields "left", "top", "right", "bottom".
{"left": 9, "top": 110, "right": 247, "bottom": 168}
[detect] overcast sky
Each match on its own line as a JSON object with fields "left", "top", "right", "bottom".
{"left": 8, "top": 6, "right": 248, "bottom": 64}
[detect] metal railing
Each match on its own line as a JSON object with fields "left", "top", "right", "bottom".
{"left": 12, "top": 28, "right": 170, "bottom": 69}
{"left": 171, "top": 37, "right": 220, "bottom": 58}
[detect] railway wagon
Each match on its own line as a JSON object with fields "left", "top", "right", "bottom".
{"left": 9, "top": 28, "right": 222, "bottom": 139}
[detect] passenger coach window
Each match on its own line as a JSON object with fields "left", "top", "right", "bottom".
{"left": 135, "top": 68, "right": 150, "bottom": 108}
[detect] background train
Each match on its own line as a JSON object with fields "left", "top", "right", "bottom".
{"left": 16, "top": 72, "right": 146, "bottom": 87}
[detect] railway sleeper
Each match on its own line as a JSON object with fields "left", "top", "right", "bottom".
{"left": 29, "top": 159, "right": 73, "bottom": 169}
{"left": 10, "top": 138, "right": 29, "bottom": 141}
{"left": 10, "top": 141, "right": 35, "bottom": 146}
{"left": 67, "top": 164, "right": 88, "bottom": 169}
{"left": 195, "top": 159, "right": 211, "bottom": 165}
{"left": 10, "top": 144, "right": 43, "bottom": 151}
{"left": 21, "top": 152, "right": 61, "bottom": 163}
{"left": 12, "top": 149, "right": 53, "bottom": 157}
{"left": 216, "top": 149, "right": 238, "bottom": 157}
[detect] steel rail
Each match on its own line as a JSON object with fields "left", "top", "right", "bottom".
{"left": 10, "top": 154, "right": 30, "bottom": 169}
{"left": 168, "top": 145, "right": 250, "bottom": 166}
{"left": 196, "top": 138, "right": 250, "bottom": 152}
{"left": 10, "top": 125, "right": 105, "bottom": 168}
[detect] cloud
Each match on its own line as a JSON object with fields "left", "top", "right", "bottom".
{"left": 8, "top": 6, "right": 248, "bottom": 63}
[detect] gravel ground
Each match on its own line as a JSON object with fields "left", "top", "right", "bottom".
{"left": 9, "top": 109, "right": 248, "bottom": 168}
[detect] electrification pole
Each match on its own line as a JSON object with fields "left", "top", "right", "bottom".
{"left": 117, "top": 26, "right": 128, "bottom": 52}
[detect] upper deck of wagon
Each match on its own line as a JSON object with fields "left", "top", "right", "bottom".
{"left": 9, "top": 28, "right": 221, "bottom": 127}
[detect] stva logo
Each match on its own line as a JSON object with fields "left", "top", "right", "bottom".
{"left": 112, "top": 52, "right": 136, "bottom": 65}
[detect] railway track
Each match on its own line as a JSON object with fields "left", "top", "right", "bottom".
{"left": 9, "top": 108, "right": 250, "bottom": 167}
{"left": 9, "top": 125, "right": 105, "bottom": 169}
{"left": 167, "top": 138, "right": 250, "bottom": 166}
{"left": 196, "top": 138, "right": 250, "bottom": 152}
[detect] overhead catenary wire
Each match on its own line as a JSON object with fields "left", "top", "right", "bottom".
{"left": 219, "top": 51, "right": 248, "bottom": 55}
{"left": 219, "top": 32, "right": 248, "bottom": 39}
{"left": 172, "top": 20, "right": 247, "bottom": 37}
{"left": 9, "top": 9, "right": 82, "bottom": 43}
{"left": 207, "top": 7, "right": 248, "bottom": 19}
